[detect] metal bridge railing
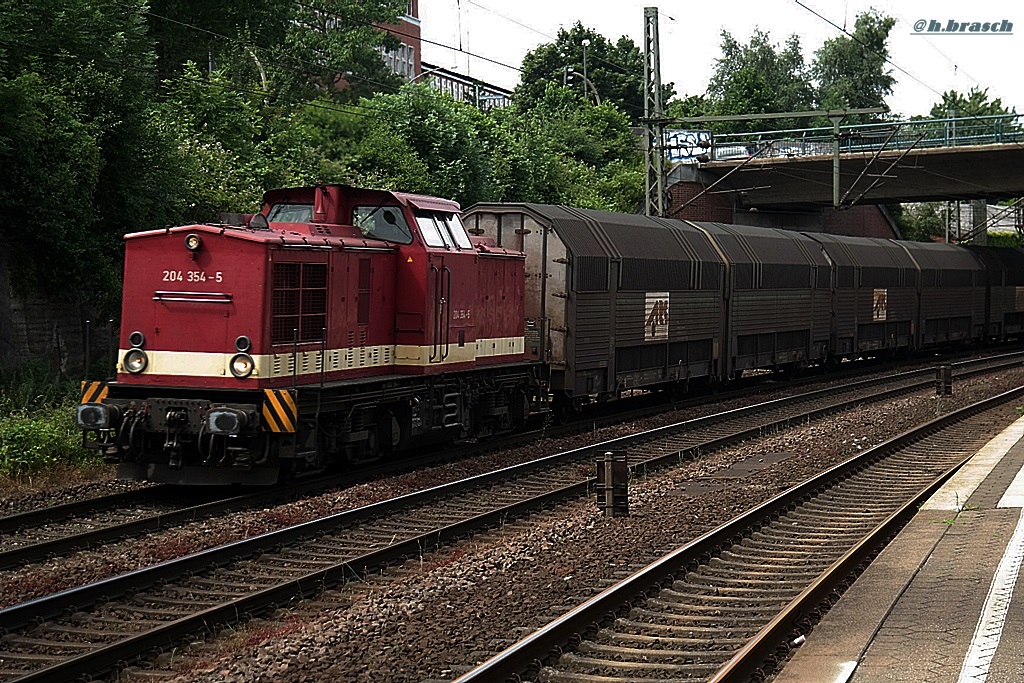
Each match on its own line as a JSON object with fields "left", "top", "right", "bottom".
{"left": 702, "top": 114, "right": 1024, "bottom": 161}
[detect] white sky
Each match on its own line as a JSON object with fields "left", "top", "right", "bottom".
{"left": 420, "top": 0, "right": 1021, "bottom": 118}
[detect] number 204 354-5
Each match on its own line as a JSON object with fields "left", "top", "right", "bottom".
{"left": 162, "top": 270, "right": 223, "bottom": 283}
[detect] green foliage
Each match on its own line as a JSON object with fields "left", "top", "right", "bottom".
{"left": 0, "top": 0, "right": 409, "bottom": 311}
{"left": 0, "top": 366, "right": 91, "bottom": 477}
{"left": 0, "top": 363, "right": 76, "bottom": 412}
{"left": 288, "top": 98, "right": 368, "bottom": 182}
{"left": 986, "top": 232, "right": 1023, "bottom": 248}
{"left": 0, "top": 408, "right": 92, "bottom": 477}
{"left": 665, "top": 94, "right": 710, "bottom": 121}
{"left": 515, "top": 22, "right": 672, "bottom": 122}
{"left": 282, "top": 0, "right": 406, "bottom": 102}
{"left": 349, "top": 84, "right": 496, "bottom": 204}
{"left": 154, "top": 64, "right": 323, "bottom": 221}
{"left": 669, "top": 11, "right": 897, "bottom": 132}
{"left": 148, "top": 0, "right": 406, "bottom": 103}
{"left": 930, "top": 88, "right": 1017, "bottom": 119}
{"left": 705, "top": 30, "right": 814, "bottom": 132}
{"left": 0, "top": 0, "right": 179, "bottom": 312}
{"left": 811, "top": 11, "right": 895, "bottom": 123}
{"left": 519, "top": 86, "right": 643, "bottom": 210}
{"left": 890, "top": 203, "right": 945, "bottom": 242}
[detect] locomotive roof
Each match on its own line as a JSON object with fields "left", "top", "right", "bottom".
{"left": 123, "top": 222, "right": 397, "bottom": 251}
{"left": 263, "top": 184, "right": 461, "bottom": 214}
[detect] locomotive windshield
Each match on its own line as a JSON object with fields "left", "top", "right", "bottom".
{"left": 267, "top": 203, "right": 314, "bottom": 223}
{"left": 415, "top": 212, "right": 473, "bottom": 249}
{"left": 352, "top": 205, "right": 414, "bottom": 244}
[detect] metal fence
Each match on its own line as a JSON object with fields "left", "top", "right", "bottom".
{"left": 701, "top": 114, "right": 1024, "bottom": 161}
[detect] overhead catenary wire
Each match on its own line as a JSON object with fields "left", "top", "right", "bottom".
{"left": 16, "top": 0, "right": 528, "bottom": 133}
{"left": 429, "top": 0, "right": 651, "bottom": 118}
{"left": 294, "top": 0, "right": 524, "bottom": 74}
{"left": 793, "top": 0, "right": 1024, "bottom": 151}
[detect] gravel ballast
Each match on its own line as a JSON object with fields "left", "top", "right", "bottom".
{"left": 138, "top": 372, "right": 1024, "bottom": 683}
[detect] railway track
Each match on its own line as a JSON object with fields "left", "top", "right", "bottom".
{"left": 452, "top": 386, "right": 1024, "bottom": 683}
{"left": 7, "top": 350, "right": 1017, "bottom": 573}
{"left": 0, "top": 357, "right": 831, "bottom": 571}
{"left": 0, "top": 356, "right": 1016, "bottom": 681}
{"left": 3, "top": 350, "right": 1017, "bottom": 579}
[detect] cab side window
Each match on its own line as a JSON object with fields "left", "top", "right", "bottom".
{"left": 415, "top": 212, "right": 473, "bottom": 249}
{"left": 415, "top": 214, "right": 452, "bottom": 248}
{"left": 442, "top": 214, "right": 473, "bottom": 249}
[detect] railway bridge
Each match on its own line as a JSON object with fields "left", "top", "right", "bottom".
{"left": 666, "top": 114, "right": 1024, "bottom": 239}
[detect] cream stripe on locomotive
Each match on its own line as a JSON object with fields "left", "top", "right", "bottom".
{"left": 117, "top": 336, "right": 525, "bottom": 378}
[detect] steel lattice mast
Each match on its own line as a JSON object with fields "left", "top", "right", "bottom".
{"left": 643, "top": 7, "right": 665, "bottom": 217}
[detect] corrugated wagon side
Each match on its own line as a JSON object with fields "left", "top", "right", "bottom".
{"left": 463, "top": 204, "right": 726, "bottom": 408}
{"left": 692, "top": 223, "right": 831, "bottom": 378}
{"left": 966, "top": 246, "right": 1024, "bottom": 338}
{"left": 898, "top": 241, "right": 987, "bottom": 347}
{"left": 808, "top": 234, "right": 918, "bottom": 358}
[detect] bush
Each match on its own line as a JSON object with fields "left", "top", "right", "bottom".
{"left": 0, "top": 367, "right": 99, "bottom": 477}
{"left": 0, "top": 407, "right": 89, "bottom": 476}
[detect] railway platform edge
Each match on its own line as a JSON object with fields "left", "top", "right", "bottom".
{"left": 774, "top": 414, "right": 1024, "bottom": 683}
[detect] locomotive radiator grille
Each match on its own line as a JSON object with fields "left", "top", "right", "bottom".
{"left": 266, "top": 346, "right": 397, "bottom": 377}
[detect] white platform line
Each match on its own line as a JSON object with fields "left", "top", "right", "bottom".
{"left": 997, "top": 454, "right": 1024, "bottom": 508}
{"left": 921, "top": 415, "right": 1024, "bottom": 512}
{"left": 958, "top": 508, "right": 1024, "bottom": 682}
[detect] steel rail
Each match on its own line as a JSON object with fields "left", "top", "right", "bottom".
{"left": 0, "top": 488, "right": 169, "bottom": 533}
{"left": 708, "top": 458, "right": 966, "bottom": 682}
{"left": 0, "top": 359, "right": 1015, "bottom": 681}
{"left": 5, "top": 481, "right": 587, "bottom": 683}
{"left": 0, "top": 489, "right": 285, "bottom": 569}
{"left": 452, "top": 384, "right": 1024, "bottom": 683}
{"left": 0, "top": 348, "right": 1011, "bottom": 539}
{"left": 0, "top": 364, "right": 972, "bottom": 628}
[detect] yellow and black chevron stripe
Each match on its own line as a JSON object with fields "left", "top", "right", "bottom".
{"left": 262, "top": 388, "right": 298, "bottom": 433}
{"left": 80, "top": 381, "right": 108, "bottom": 404}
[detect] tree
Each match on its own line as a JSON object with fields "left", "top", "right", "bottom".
{"left": 515, "top": 22, "right": 672, "bottom": 122}
{"left": 147, "top": 0, "right": 406, "bottom": 103}
{"left": 889, "top": 203, "right": 944, "bottom": 242}
{"left": 322, "top": 81, "right": 644, "bottom": 212}
{"left": 345, "top": 85, "right": 497, "bottom": 205}
{"left": 499, "top": 84, "right": 643, "bottom": 211}
{"left": 929, "top": 88, "right": 1017, "bottom": 119}
{"left": 811, "top": 11, "right": 895, "bottom": 123}
{"left": 664, "top": 94, "right": 710, "bottom": 121}
{"left": 280, "top": 0, "right": 406, "bottom": 102}
{"left": 705, "top": 30, "right": 814, "bottom": 132}
{"left": 0, "top": 0, "right": 179, "bottom": 309}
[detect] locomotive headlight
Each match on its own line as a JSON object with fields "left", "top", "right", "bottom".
{"left": 124, "top": 349, "right": 149, "bottom": 374}
{"left": 77, "top": 403, "right": 119, "bottom": 430}
{"left": 206, "top": 408, "right": 248, "bottom": 435}
{"left": 235, "top": 335, "right": 252, "bottom": 352}
{"left": 185, "top": 233, "right": 202, "bottom": 252}
{"left": 230, "top": 353, "right": 254, "bottom": 378}
{"left": 128, "top": 331, "right": 145, "bottom": 348}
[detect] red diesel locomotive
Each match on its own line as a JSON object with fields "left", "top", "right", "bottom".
{"left": 77, "top": 185, "right": 536, "bottom": 484}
